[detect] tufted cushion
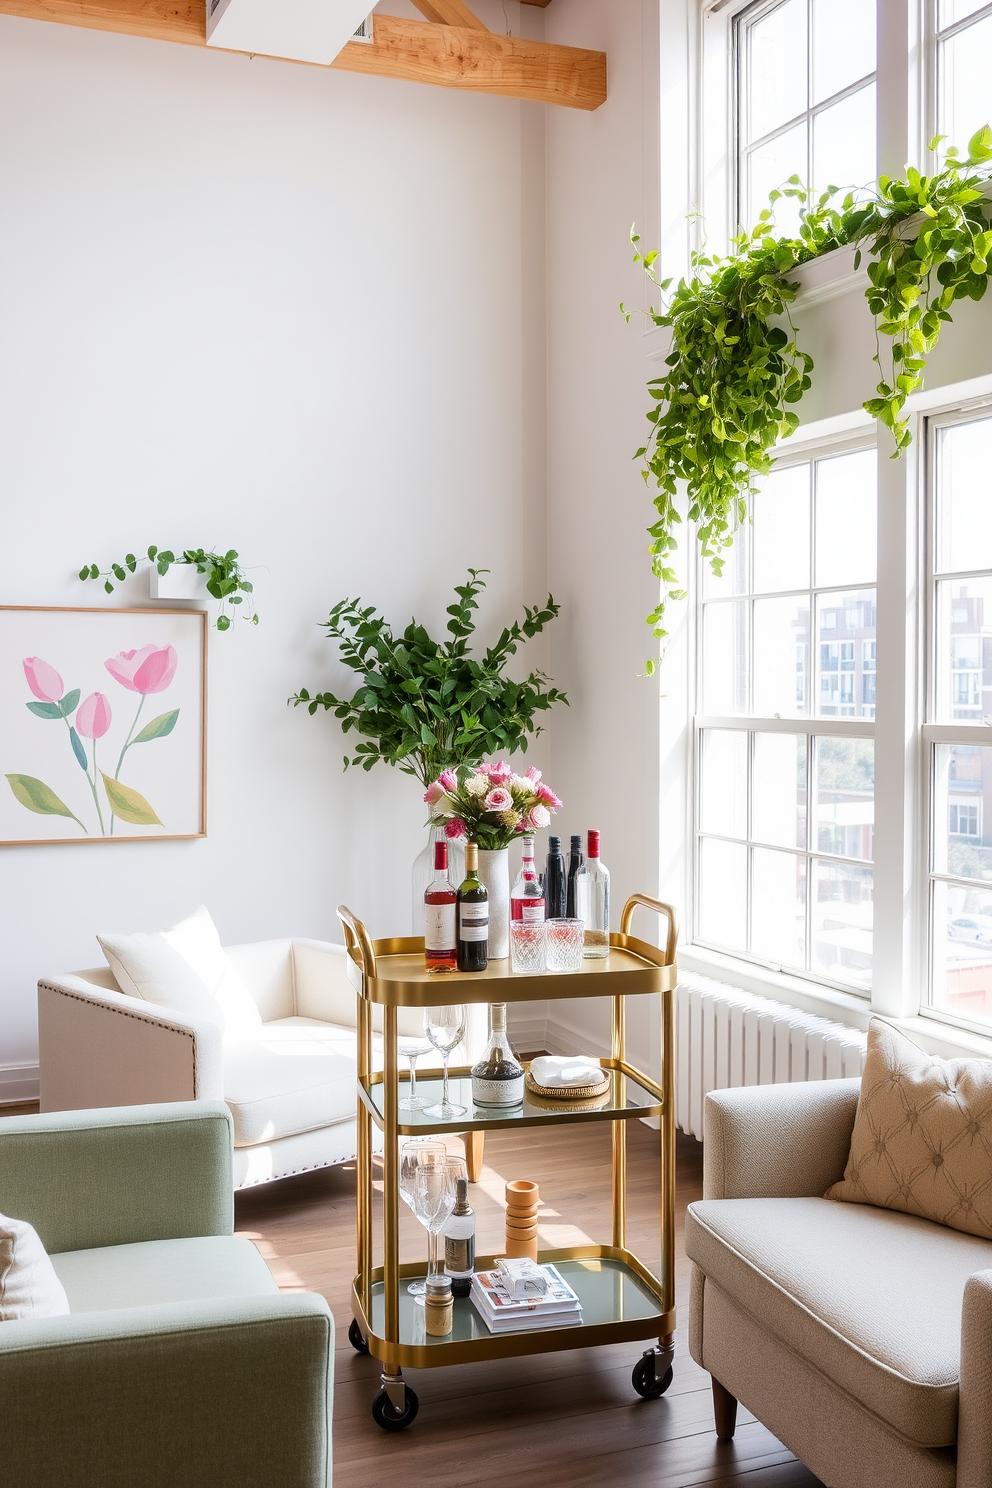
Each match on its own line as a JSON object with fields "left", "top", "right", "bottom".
{"left": 826, "top": 1018, "right": 992, "bottom": 1240}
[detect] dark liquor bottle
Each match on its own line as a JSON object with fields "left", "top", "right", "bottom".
{"left": 457, "top": 841, "right": 489, "bottom": 973}
{"left": 424, "top": 841, "right": 457, "bottom": 972}
{"left": 471, "top": 1002, "right": 525, "bottom": 1106}
{"left": 443, "top": 1177, "right": 476, "bottom": 1296}
{"left": 566, "top": 834, "right": 584, "bottom": 918}
{"left": 544, "top": 835, "right": 567, "bottom": 919}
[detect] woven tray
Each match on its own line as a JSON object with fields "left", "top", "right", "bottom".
{"left": 525, "top": 1069, "right": 610, "bottom": 1101}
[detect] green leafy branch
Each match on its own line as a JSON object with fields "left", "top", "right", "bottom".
{"left": 630, "top": 127, "right": 992, "bottom": 669}
{"left": 79, "top": 545, "right": 257, "bottom": 632}
{"left": 290, "top": 569, "right": 568, "bottom": 787}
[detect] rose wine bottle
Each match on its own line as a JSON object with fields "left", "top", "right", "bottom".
{"left": 566, "top": 834, "right": 584, "bottom": 918}
{"left": 457, "top": 842, "right": 489, "bottom": 973}
{"left": 510, "top": 834, "right": 545, "bottom": 922}
{"left": 544, "top": 835, "right": 567, "bottom": 919}
{"left": 577, "top": 829, "right": 610, "bottom": 959}
{"left": 424, "top": 841, "right": 457, "bottom": 972}
{"left": 471, "top": 1002, "right": 525, "bottom": 1107}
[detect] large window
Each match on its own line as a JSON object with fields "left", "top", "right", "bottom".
{"left": 933, "top": 1, "right": 992, "bottom": 150}
{"left": 694, "top": 447, "right": 876, "bottom": 990}
{"left": 735, "top": 0, "right": 876, "bottom": 230}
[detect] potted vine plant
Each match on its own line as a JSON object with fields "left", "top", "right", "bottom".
{"left": 79, "top": 546, "right": 257, "bottom": 632}
{"left": 291, "top": 569, "right": 568, "bottom": 928}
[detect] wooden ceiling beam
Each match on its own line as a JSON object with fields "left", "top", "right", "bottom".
{"left": 0, "top": 2, "right": 606, "bottom": 110}
{"left": 408, "top": 0, "right": 487, "bottom": 31}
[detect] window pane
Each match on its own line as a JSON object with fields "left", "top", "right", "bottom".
{"left": 701, "top": 601, "right": 748, "bottom": 713}
{"left": 753, "top": 462, "right": 811, "bottom": 593}
{"left": 812, "top": 0, "right": 875, "bottom": 104}
{"left": 814, "top": 737, "right": 874, "bottom": 860}
{"left": 753, "top": 732, "right": 807, "bottom": 847}
{"left": 934, "top": 578, "right": 992, "bottom": 721}
{"left": 933, "top": 744, "right": 992, "bottom": 878}
{"left": 752, "top": 848, "right": 807, "bottom": 967}
{"left": 702, "top": 523, "right": 749, "bottom": 597}
{"left": 935, "top": 417, "right": 992, "bottom": 574}
{"left": 940, "top": 0, "right": 991, "bottom": 25}
{"left": 746, "top": 0, "right": 809, "bottom": 143}
{"left": 815, "top": 449, "right": 877, "bottom": 587}
{"left": 813, "top": 83, "right": 877, "bottom": 197}
{"left": 816, "top": 589, "right": 876, "bottom": 717}
{"left": 940, "top": 14, "right": 992, "bottom": 149}
{"left": 699, "top": 729, "right": 748, "bottom": 839}
{"left": 746, "top": 122, "right": 807, "bottom": 233}
{"left": 754, "top": 596, "right": 810, "bottom": 715}
{"left": 698, "top": 837, "right": 748, "bottom": 950}
{"left": 932, "top": 878, "right": 992, "bottom": 1026}
{"left": 811, "top": 858, "right": 873, "bottom": 989}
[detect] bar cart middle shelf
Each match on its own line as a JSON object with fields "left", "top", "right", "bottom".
{"left": 338, "top": 894, "right": 679, "bottom": 1432}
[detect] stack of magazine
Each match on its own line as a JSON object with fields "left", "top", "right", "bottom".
{"left": 470, "top": 1264, "right": 583, "bottom": 1334}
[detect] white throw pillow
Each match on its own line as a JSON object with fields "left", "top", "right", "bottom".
{"left": 98, "top": 906, "right": 262, "bottom": 1036}
{"left": 0, "top": 1213, "right": 70, "bottom": 1322}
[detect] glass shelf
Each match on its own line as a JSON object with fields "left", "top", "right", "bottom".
{"left": 360, "top": 1067, "right": 662, "bottom": 1134}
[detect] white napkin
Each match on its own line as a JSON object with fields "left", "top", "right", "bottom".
{"left": 530, "top": 1055, "right": 602, "bottom": 1087}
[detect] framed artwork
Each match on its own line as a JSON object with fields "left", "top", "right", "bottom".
{"left": 0, "top": 606, "right": 206, "bottom": 845}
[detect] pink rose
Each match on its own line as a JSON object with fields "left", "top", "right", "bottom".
{"left": 524, "top": 766, "right": 543, "bottom": 784}
{"left": 445, "top": 818, "right": 468, "bottom": 840}
{"left": 438, "top": 769, "right": 457, "bottom": 791}
{"left": 537, "top": 783, "right": 562, "bottom": 810}
{"left": 483, "top": 761, "right": 513, "bottom": 785}
{"left": 105, "top": 644, "right": 177, "bottom": 695}
{"left": 526, "top": 804, "right": 552, "bottom": 830}
{"left": 424, "top": 780, "right": 447, "bottom": 805}
{"left": 76, "top": 692, "right": 113, "bottom": 740}
{"left": 484, "top": 787, "right": 513, "bottom": 812}
{"left": 22, "top": 656, "right": 64, "bottom": 703}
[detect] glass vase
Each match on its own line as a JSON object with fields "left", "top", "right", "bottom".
{"left": 412, "top": 825, "right": 465, "bottom": 935}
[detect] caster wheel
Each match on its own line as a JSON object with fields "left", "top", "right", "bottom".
{"left": 632, "top": 1356, "right": 674, "bottom": 1399}
{"left": 348, "top": 1319, "right": 370, "bottom": 1355}
{"left": 372, "top": 1385, "right": 420, "bottom": 1431}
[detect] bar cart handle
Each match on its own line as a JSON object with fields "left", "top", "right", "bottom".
{"left": 337, "top": 905, "right": 378, "bottom": 981}
{"left": 619, "top": 895, "right": 679, "bottom": 965}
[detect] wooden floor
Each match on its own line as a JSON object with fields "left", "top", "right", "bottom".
{"left": 236, "top": 1123, "right": 824, "bottom": 1488}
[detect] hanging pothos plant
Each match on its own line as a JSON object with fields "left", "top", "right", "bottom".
{"left": 629, "top": 127, "right": 992, "bottom": 671}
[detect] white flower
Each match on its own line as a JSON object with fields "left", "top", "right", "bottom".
{"left": 510, "top": 774, "right": 533, "bottom": 794}
{"left": 464, "top": 773, "right": 490, "bottom": 797}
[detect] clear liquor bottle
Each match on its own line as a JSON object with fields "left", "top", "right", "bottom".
{"left": 471, "top": 1002, "right": 525, "bottom": 1107}
{"left": 424, "top": 841, "right": 457, "bottom": 972}
{"left": 576, "top": 829, "right": 610, "bottom": 958}
{"left": 510, "top": 834, "right": 545, "bottom": 923}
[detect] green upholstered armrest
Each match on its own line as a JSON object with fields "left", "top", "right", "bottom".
{"left": 0, "top": 1292, "right": 333, "bottom": 1488}
{"left": 703, "top": 1079, "right": 862, "bottom": 1200}
{"left": 0, "top": 1102, "right": 233, "bottom": 1253}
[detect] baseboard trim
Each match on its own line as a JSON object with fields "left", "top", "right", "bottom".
{"left": 0, "top": 1063, "right": 40, "bottom": 1105}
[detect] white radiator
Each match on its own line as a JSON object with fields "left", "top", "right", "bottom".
{"left": 676, "top": 974, "right": 867, "bottom": 1139}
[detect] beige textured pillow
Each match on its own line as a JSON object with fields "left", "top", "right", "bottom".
{"left": 0, "top": 1213, "right": 70, "bottom": 1322}
{"left": 826, "top": 1018, "right": 992, "bottom": 1240}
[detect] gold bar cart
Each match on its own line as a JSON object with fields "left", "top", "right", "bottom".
{"left": 338, "top": 894, "right": 679, "bottom": 1431}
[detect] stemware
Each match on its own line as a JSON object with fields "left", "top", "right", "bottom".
{"left": 424, "top": 1005, "right": 468, "bottom": 1119}
{"left": 399, "top": 1139, "right": 445, "bottom": 1298}
{"left": 414, "top": 1158, "right": 458, "bottom": 1296}
{"left": 397, "top": 1034, "right": 434, "bottom": 1111}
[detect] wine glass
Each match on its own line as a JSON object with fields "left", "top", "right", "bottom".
{"left": 398, "top": 1034, "right": 434, "bottom": 1111}
{"left": 424, "top": 1005, "right": 467, "bottom": 1119}
{"left": 414, "top": 1158, "right": 457, "bottom": 1292}
{"left": 399, "top": 1140, "right": 445, "bottom": 1298}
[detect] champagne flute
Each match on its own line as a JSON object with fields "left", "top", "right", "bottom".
{"left": 397, "top": 1034, "right": 434, "bottom": 1111}
{"left": 414, "top": 1159, "right": 457, "bottom": 1291}
{"left": 399, "top": 1140, "right": 445, "bottom": 1299}
{"left": 424, "top": 1005, "right": 467, "bottom": 1119}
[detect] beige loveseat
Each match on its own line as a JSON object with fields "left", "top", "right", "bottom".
{"left": 687, "top": 1079, "right": 992, "bottom": 1488}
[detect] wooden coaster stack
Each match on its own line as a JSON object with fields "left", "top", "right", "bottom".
{"left": 504, "top": 1179, "right": 539, "bottom": 1261}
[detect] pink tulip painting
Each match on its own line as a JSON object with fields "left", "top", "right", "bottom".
{"left": 22, "top": 657, "right": 64, "bottom": 703}
{"left": 105, "top": 645, "right": 177, "bottom": 695}
{"left": 76, "top": 693, "right": 112, "bottom": 740}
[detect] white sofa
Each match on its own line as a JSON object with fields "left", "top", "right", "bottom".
{"left": 38, "top": 938, "right": 486, "bottom": 1189}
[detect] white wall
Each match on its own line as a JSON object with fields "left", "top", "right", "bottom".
{"left": 0, "top": 6, "right": 549, "bottom": 1094}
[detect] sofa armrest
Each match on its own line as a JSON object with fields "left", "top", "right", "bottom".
{"left": 0, "top": 1102, "right": 233, "bottom": 1253}
{"left": 0, "top": 1292, "right": 332, "bottom": 1488}
{"left": 958, "top": 1268, "right": 992, "bottom": 1488}
{"left": 292, "top": 939, "right": 358, "bottom": 1025}
{"left": 703, "top": 1079, "right": 861, "bottom": 1199}
{"left": 39, "top": 974, "right": 224, "bottom": 1112}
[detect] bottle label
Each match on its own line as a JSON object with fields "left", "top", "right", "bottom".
{"left": 459, "top": 906, "right": 489, "bottom": 943}
{"left": 425, "top": 903, "right": 456, "bottom": 952}
{"left": 472, "top": 1073, "right": 525, "bottom": 1106}
{"left": 445, "top": 1234, "right": 475, "bottom": 1277}
{"left": 521, "top": 902, "right": 545, "bottom": 923}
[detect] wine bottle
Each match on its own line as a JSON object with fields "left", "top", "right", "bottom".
{"left": 457, "top": 841, "right": 489, "bottom": 973}
{"left": 576, "top": 829, "right": 610, "bottom": 958}
{"left": 566, "top": 834, "right": 584, "bottom": 918}
{"left": 424, "top": 841, "right": 457, "bottom": 972}
{"left": 544, "top": 835, "right": 567, "bottom": 919}
{"left": 510, "top": 834, "right": 545, "bottom": 922}
{"left": 471, "top": 1002, "right": 525, "bottom": 1106}
{"left": 443, "top": 1176, "right": 476, "bottom": 1296}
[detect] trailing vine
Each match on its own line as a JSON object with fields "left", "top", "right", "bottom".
{"left": 79, "top": 546, "right": 257, "bottom": 631}
{"left": 631, "top": 128, "right": 992, "bottom": 669}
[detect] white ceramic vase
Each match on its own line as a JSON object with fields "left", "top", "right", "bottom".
{"left": 477, "top": 847, "right": 510, "bottom": 959}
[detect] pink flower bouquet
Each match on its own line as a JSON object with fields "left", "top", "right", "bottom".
{"left": 424, "top": 762, "right": 562, "bottom": 849}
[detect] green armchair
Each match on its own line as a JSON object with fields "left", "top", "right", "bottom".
{"left": 0, "top": 1101, "right": 333, "bottom": 1488}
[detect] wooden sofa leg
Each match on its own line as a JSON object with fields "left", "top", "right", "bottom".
{"left": 712, "top": 1378, "right": 738, "bottom": 1440}
{"left": 463, "top": 1131, "right": 485, "bottom": 1183}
